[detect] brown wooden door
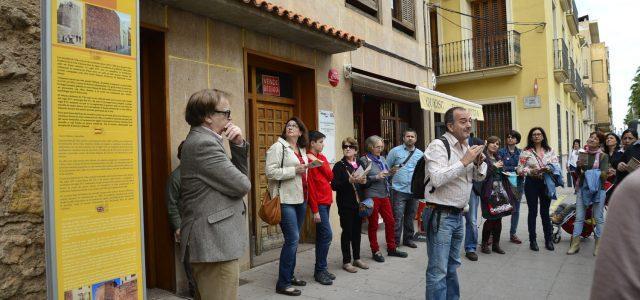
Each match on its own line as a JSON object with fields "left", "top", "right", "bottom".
{"left": 248, "top": 66, "right": 296, "bottom": 255}
{"left": 471, "top": 0, "right": 507, "bottom": 69}
{"left": 140, "top": 27, "right": 174, "bottom": 291}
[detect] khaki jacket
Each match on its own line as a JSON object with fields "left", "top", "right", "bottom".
{"left": 265, "top": 137, "right": 308, "bottom": 204}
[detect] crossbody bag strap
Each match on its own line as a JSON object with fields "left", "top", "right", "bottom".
{"left": 400, "top": 149, "right": 416, "bottom": 166}
{"left": 276, "top": 143, "right": 286, "bottom": 195}
{"left": 342, "top": 161, "right": 362, "bottom": 202}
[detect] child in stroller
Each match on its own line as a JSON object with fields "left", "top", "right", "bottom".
{"left": 550, "top": 181, "right": 613, "bottom": 244}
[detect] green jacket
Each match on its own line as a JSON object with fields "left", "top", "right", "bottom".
{"left": 166, "top": 166, "right": 181, "bottom": 231}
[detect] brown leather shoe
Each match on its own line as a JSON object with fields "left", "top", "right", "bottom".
{"left": 510, "top": 234, "right": 522, "bottom": 244}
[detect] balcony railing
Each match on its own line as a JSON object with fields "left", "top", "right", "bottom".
{"left": 553, "top": 39, "right": 569, "bottom": 72}
{"left": 434, "top": 31, "right": 521, "bottom": 76}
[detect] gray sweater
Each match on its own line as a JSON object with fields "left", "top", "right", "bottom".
{"left": 359, "top": 155, "right": 390, "bottom": 199}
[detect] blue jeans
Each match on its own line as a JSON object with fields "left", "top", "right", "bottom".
{"left": 509, "top": 183, "right": 524, "bottom": 236}
{"left": 464, "top": 191, "right": 479, "bottom": 253}
{"left": 315, "top": 205, "right": 332, "bottom": 273}
{"left": 276, "top": 202, "right": 307, "bottom": 290}
{"left": 423, "top": 207, "right": 463, "bottom": 300}
{"left": 573, "top": 186, "right": 605, "bottom": 238}
{"left": 392, "top": 190, "right": 418, "bottom": 244}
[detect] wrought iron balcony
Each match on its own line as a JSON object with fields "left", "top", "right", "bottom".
{"left": 553, "top": 38, "right": 569, "bottom": 83}
{"left": 433, "top": 31, "right": 521, "bottom": 84}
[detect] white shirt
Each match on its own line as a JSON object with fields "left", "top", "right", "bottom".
{"left": 568, "top": 149, "right": 579, "bottom": 167}
{"left": 424, "top": 132, "right": 487, "bottom": 209}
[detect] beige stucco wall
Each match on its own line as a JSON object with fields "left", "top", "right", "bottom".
{"left": 141, "top": 0, "right": 433, "bottom": 294}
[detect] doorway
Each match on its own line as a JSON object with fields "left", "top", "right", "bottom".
{"left": 353, "top": 93, "right": 423, "bottom": 154}
{"left": 140, "top": 26, "right": 174, "bottom": 291}
{"left": 245, "top": 51, "right": 317, "bottom": 265}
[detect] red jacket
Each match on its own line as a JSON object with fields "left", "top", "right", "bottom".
{"left": 307, "top": 152, "right": 334, "bottom": 213}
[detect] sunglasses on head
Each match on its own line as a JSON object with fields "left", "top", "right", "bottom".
{"left": 342, "top": 145, "right": 357, "bottom": 150}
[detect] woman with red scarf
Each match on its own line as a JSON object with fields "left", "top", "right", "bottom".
{"left": 567, "top": 131, "right": 609, "bottom": 256}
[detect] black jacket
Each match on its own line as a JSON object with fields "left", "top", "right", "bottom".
{"left": 617, "top": 144, "right": 640, "bottom": 184}
{"left": 331, "top": 157, "right": 364, "bottom": 212}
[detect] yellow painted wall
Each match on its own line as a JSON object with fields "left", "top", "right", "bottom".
{"left": 433, "top": 0, "right": 588, "bottom": 156}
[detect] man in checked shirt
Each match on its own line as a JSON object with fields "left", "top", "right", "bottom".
{"left": 422, "top": 107, "right": 487, "bottom": 300}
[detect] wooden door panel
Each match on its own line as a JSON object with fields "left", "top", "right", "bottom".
{"left": 254, "top": 101, "right": 293, "bottom": 253}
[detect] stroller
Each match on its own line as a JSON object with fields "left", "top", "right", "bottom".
{"left": 550, "top": 181, "right": 612, "bottom": 244}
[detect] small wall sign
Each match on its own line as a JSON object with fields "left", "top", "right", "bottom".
{"left": 328, "top": 68, "right": 339, "bottom": 87}
{"left": 524, "top": 95, "right": 541, "bottom": 108}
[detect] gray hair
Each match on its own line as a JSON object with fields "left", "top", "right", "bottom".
{"left": 365, "top": 135, "right": 384, "bottom": 152}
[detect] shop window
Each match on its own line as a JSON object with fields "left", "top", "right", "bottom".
{"left": 392, "top": 0, "right": 416, "bottom": 36}
{"left": 346, "top": 0, "right": 379, "bottom": 18}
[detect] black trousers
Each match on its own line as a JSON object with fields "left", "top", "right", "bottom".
{"left": 524, "top": 177, "right": 553, "bottom": 242}
{"left": 338, "top": 208, "right": 362, "bottom": 264}
{"left": 481, "top": 218, "right": 502, "bottom": 244}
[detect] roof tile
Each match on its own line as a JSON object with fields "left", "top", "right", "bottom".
{"left": 237, "top": 0, "right": 364, "bottom": 47}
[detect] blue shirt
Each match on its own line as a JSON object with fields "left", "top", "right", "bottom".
{"left": 499, "top": 146, "right": 524, "bottom": 187}
{"left": 386, "top": 144, "right": 424, "bottom": 194}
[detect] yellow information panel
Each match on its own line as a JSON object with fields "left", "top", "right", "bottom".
{"left": 47, "top": 0, "right": 143, "bottom": 299}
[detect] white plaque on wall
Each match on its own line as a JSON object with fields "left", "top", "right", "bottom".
{"left": 524, "top": 96, "right": 541, "bottom": 108}
{"left": 318, "top": 110, "right": 336, "bottom": 163}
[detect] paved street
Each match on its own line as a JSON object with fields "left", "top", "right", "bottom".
{"left": 150, "top": 188, "right": 597, "bottom": 300}
{"left": 238, "top": 188, "right": 596, "bottom": 300}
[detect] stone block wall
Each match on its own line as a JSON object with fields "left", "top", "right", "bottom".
{"left": 0, "top": 0, "right": 46, "bottom": 299}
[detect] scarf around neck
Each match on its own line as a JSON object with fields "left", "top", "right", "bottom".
{"left": 585, "top": 145, "right": 602, "bottom": 169}
{"left": 367, "top": 153, "right": 388, "bottom": 172}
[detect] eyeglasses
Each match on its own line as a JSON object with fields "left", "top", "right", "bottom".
{"left": 342, "top": 145, "right": 357, "bottom": 150}
{"left": 532, "top": 133, "right": 543, "bottom": 137}
{"left": 213, "top": 109, "right": 231, "bottom": 119}
{"left": 286, "top": 124, "right": 299, "bottom": 129}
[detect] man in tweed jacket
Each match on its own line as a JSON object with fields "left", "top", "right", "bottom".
{"left": 180, "top": 89, "right": 251, "bottom": 300}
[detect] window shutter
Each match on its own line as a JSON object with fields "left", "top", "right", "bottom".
{"left": 346, "top": 0, "right": 379, "bottom": 16}
{"left": 392, "top": 0, "right": 415, "bottom": 34}
{"left": 401, "top": 0, "right": 415, "bottom": 29}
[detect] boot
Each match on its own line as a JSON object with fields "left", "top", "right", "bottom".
{"left": 481, "top": 242, "right": 492, "bottom": 254}
{"left": 594, "top": 238, "right": 600, "bottom": 256}
{"left": 566, "top": 237, "right": 581, "bottom": 255}
{"left": 492, "top": 241, "right": 506, "bottom": 254}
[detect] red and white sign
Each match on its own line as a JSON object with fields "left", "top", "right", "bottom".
{"left": 328, "top": 68, "right": 339, "bottom": 87}
{"left": 261, "top": 75, "right": 280, "bottom": 96}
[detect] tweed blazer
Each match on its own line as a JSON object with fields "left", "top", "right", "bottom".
{"left": 179, "top": 126, "right": 251, "bottom": 263}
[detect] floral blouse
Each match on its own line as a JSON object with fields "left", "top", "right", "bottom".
{"left": 516, "top": 148, "right": 559, "bottom": 177}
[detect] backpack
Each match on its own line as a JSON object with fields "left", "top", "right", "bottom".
{"left": 410, "top": 136, "right": 450, "bottom": 199}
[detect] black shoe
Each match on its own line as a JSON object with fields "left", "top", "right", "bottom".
{"left": 465, "top": 252, "right": 478, "bottom": 261}
{"left": 276, "top": 287, "right": 302, "bottom": 296}
{"left": 530, "top": 241, "right": 539, "bottom": 251}
{"left": 314, "top": 272, "right": 333, "bottom": 285}
{"left": 323, "top": 270, "right": 336, "bottom": 280}
{"left": 388, "top": 249, "right": 408, "bottom": 258}
{"left": 291, "top": 277, "right": 306, "bottom": 286}
{"left": 403, "top": 241, "right": 418, "bottom": 248}
{"left": 545, "top": 240, "right": 555, "bottom": 251}
{"left": 373, "top": 252, "right": 385, "bottom": 263}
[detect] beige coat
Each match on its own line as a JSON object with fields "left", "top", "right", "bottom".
{"left": 265, "top": 137, "right": 308, "bottom": 204}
